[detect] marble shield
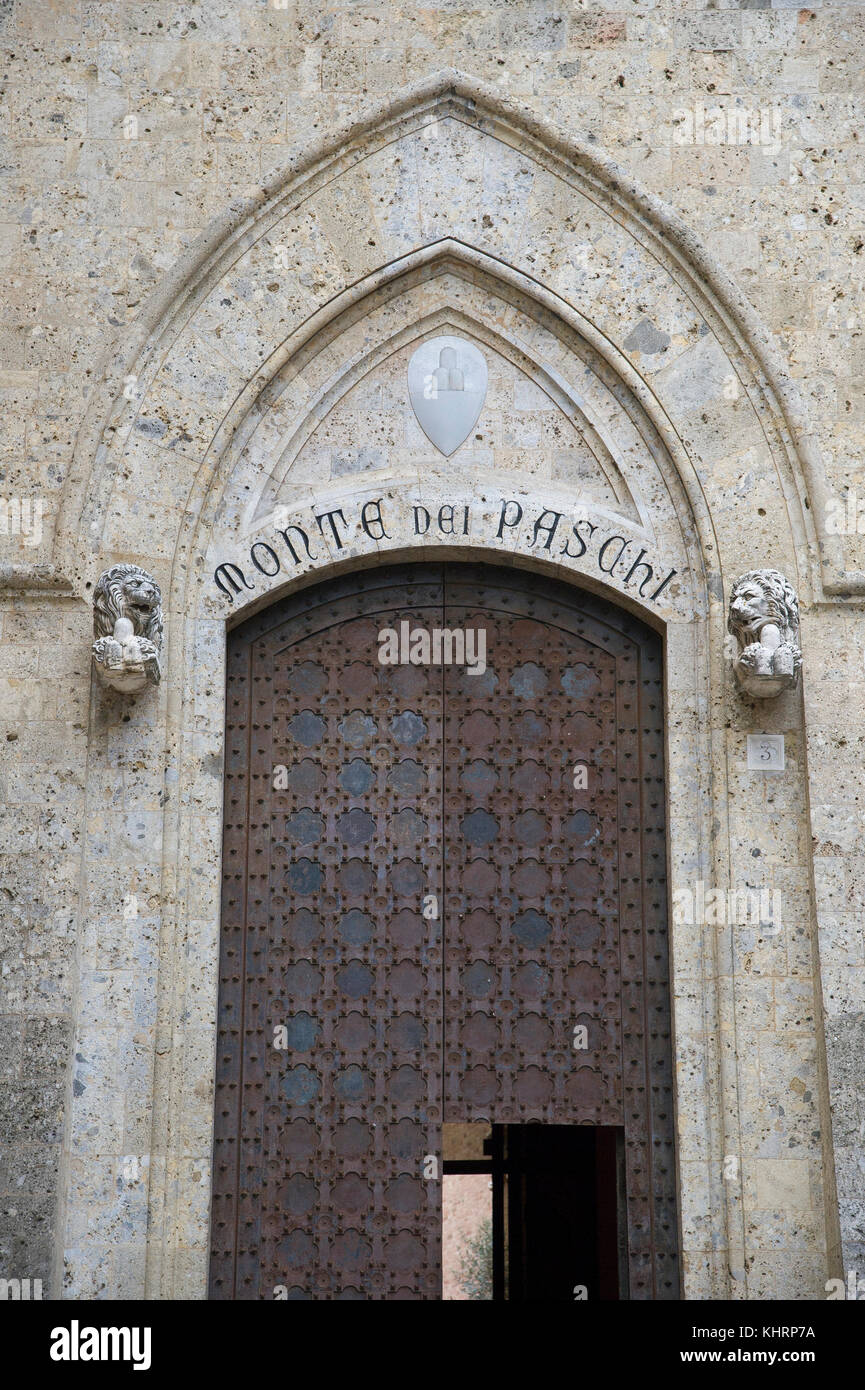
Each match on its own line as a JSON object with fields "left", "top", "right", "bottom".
{"left": 407, "top": 335, "right": 488, "bottom": 456}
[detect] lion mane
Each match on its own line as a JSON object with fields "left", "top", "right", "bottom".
{"left": 93, "top": 564, "right": 163, "bottom": 647}
{"left": 727, "top": 568, "right": 799, "bottom": 643}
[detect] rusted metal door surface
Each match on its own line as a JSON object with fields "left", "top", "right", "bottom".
{"left": 210, "top": 563, "right": 678, "bottom": 1299}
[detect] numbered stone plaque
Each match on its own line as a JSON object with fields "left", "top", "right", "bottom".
{"left": 746, "top": 733, "right": 785, "bottom": 772}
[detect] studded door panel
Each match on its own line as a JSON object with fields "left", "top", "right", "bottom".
{"left": 442, "top": 571, "right": 678, "bottom": 1298}
{"left": 210, "top": 564, "right": 678, "bottom": 1300}
{"left": 210, "top": 571, "right": 445, "bottom": 1300}
{"left": 442, "top": 591, "right": 621, "bottom": 1124}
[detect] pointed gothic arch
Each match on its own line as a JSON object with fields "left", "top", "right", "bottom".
{"left": 54, "top": 72, "right": 840, "bottom": 1301}
{"left": 58, "top": 71, "right": 836, "bottom": 599}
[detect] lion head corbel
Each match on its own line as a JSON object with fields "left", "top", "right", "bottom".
{"left": 727, "top": 568, "right": 801, "bottom": 698}
{"left": 91, "top": 564, "right": 163, "bottom": 694}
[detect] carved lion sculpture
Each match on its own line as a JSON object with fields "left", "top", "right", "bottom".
{"left": 727, "top": 569, "right": 801, "bottom": 697}
{"left": 92, "top": 564, "right": 163, "bottom": 693}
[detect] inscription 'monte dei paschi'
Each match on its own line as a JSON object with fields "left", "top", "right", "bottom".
{"left": 212, "top": 495, "right": 678, "bottom": 606}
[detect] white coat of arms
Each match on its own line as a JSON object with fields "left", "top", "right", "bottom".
{"left": 407, "top": 336, "right": 488, "bottom": 457}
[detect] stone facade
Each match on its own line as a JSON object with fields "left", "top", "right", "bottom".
{"left": 1, "top": 0, "right": 863, "bottom": 1301}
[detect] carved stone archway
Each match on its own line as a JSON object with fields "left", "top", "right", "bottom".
{"left": 55, "top": 73, "right": 839, "bottom": 1301}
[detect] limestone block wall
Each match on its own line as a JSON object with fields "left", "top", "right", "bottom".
{"left": 2, "top": 3, "right": 863, "bottom": 569}
{"left": 0, "top": 0, "right": 863, "bottom": 1300}
{"left": 0, "top": 589, "right": 87, "bottom": 1290}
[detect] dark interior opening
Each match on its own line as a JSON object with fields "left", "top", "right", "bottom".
{"left": 443, "top": 1123, "right": 627, "bottom": 1301}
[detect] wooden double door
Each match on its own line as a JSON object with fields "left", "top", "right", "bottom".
{"left": 209, "top": 563, "right": 679, "bottom": 1299}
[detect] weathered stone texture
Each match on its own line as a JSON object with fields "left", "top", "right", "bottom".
{"left": 0, "top": 0, "right": 863, "bottom": 1301}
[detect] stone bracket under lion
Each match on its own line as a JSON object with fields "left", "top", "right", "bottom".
{"left": 727, "top": 569, "right": 802, "bottom": 699}
{"left": 91, "top": 564, "right": 163, "bottom": 694}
